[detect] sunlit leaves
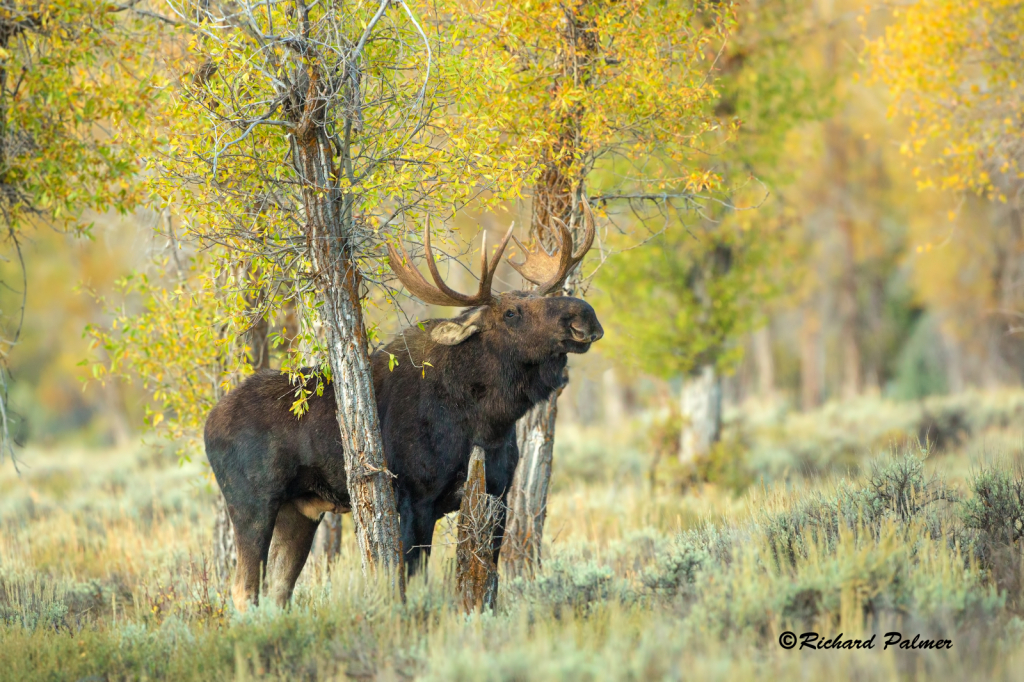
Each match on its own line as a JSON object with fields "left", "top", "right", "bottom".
{"left": 438, "top": 0, "right": 733, "bottom": 201}
{"left": 0, "top": 1, "right": 167, "bottom": 229}
{"left": 84, "top": 255, "right": 249, "bottom": 456}
{"left": 866, "top": 0, "right": 1024, "bottom": 196}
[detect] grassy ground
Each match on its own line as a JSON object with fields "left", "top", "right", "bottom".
{"left": 4, "top": 392, "right": 1024, "bottom": 680}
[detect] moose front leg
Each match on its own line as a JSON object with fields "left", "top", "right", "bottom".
{"left": 399, "top": 494, "right": 437, "bottom": 578}
{"left": 485, "top": 437, "right": 519, "bottom": 573}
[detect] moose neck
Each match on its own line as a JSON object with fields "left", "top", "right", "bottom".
{"left": 438, "top": 332, "right": 567, "bottom": 447}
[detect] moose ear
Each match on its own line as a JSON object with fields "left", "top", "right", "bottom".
{"left": 430, "top": 308, "right": 485, "bottom": 346}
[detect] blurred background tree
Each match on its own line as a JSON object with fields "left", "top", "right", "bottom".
{"left": 594, "top": 0, "right": 827, "bottom": 463}
{"left": 437, "top": 0, "right": 733, "bottom": 575}
{"left": 0, "top": 0, "right": 164, "bottom": 465}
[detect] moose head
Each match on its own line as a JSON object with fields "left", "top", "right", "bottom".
{"left": 385, "top": 198, "right": 604, "bottom": 365}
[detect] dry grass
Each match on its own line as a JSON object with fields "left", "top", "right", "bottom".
{"left": 4, "top": 393, "right": 1024, "bottom": 680}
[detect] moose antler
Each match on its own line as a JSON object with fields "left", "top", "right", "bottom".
{"left": 508, "top": 196, "right": 596, "bottom": 295}
{"left": 387, "top": 218, "right": 515, "bottom": 307}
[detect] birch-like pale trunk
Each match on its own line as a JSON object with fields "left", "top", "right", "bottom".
{"left": 752, "top": 326, "right": 775, "bottom": 401}
{"left": 679, "top": 364, "right": 722, "bottom": 465}
{"left": 291, "top": 80, "right": 403, "bottom": 587}
{"left": 501, "top": 390, "right": 559, "bottom": 578}
{"left": 501, "top": 1, "right": 598, "bottom": 578}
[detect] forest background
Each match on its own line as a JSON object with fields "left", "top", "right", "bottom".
{"left": 1, "top": 0, "right": 1016, "bottom": 456}
{"left": 2, "top": 0, "right": 1024, "bottom": 678}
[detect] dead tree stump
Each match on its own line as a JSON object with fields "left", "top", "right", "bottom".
{"left": 456, "top": 445, "right": 500, "bottom": 612}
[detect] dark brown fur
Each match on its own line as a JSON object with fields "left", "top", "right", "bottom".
{"left": 205, "top": 291, "right": 603, "bottom": 609}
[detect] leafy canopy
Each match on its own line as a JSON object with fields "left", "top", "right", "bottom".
{"left": 442, "top": 0, "right": 732, "bottom": 202}
{"left": 594, "top": 0, "right": 825, "bottom": 378}
{"left": 0, "top": 0, "right": 165, "bottom": 463}
{"left": 866, "top": 0, "right": 1024, "bottom": 199}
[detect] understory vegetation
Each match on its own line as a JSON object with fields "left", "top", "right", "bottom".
{"left": 4, "top": 392, "right": 1024, "bottom": 680}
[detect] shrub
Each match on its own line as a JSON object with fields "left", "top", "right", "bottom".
{"left": 641, "top": 524, "right": 733, "bottom": 597}
{"left": 960, "top": 461, "right": 1024, "bottom": 611}
{"left": 760, "top": 451, "right": 956, "bottom": 569}
{"left": 508, "top": 559, "right": 631, "bottom": 617}
{"left": 863, "top": 449, "right": 957, "bottom": 521}
{"left": 962, "top": 464, "right": 1024, "bottom": 547}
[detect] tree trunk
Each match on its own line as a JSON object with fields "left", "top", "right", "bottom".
{"left": 940, "top": 319, "right": 966, "bottom": 394}
{"left": 103, "top": 379, "right": 131, "bottom": 449}
{"left": 246, "top": 314, "right": 271, "bottom": 370}
{"left": 679, "top": 364, "right": 722, "bottom": 465}
{"left": 602, "top": 367, "right": 627, "bottom": 426}
{"left": 800, "top": 308, "right": 823, "bottom": 410}
{"left": 502, "top": 394, "right": 559, "bottom": 578}
{"left": 752, "top": 326, "right": 775, "bottom": 401}
{"left": 311, "top": 512, "right": 343, "bottom": 564}
{"left": 213, "top": 250, "right": 271, "bottom": 581}
{"left": 456, "top": 446, "right": 500, "bottom": 612}
{"left": 837, "top": 213, "right": 862, "bottom": 400}
{"left": 213, "top": 494, "right": 237, "bottom": 585}
{"left": 293, "top": 97, "right": 403, "bottom": 589}
{"left": 503, "top": 1, "right": 598, "bottom": 580}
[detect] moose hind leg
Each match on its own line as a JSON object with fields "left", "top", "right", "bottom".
{"left": 267, "top": 501, "right": 320, "bottom": 607}
{"left": 228, "top": 499, "right": 278, "bottom": 613}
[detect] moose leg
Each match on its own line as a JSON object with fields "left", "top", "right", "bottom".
{"left": 228, "top": 499, "right": 278, "bottom": 612}
{"left": 486, "top": 438, "right": 519, "bottom": 569}
{"left": 266, "top": 501, "right": 320, "bottom": 607}
{"left": 400, "top": 497, "right": 437, "bottom": 578}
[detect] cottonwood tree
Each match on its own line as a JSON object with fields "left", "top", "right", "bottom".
{"left": 594, "top": 0, "right": 827, "bottom": 460}
{"left": 441, "top": 0, "right": 732, "bottom": 576}
{"left": 868, "top": 0, "right": 1024, "bottom": 346}
{"left": 0, "top": 0, "right": 163, "bottom": 466}
{"left": 867, "top": 0, "right": 1023, "bottom": 201}
{"left": 111, "top": 0, "right": 536, "bottom": 585}
{"left": 144, "top": 0, "right": 435, "bottom": 583}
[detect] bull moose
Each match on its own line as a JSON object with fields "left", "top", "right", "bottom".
{"left": 205, "top": 201, "right": 603, "bottom": 610}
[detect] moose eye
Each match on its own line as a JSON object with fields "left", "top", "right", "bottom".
{"left": 505, "top": 309, "right": 516, "bottom": 319}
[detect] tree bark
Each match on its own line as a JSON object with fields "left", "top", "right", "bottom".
{"left": 311, "top": 512, "right": 343, "bottom": 564}
{"left": 837, "top": 212, "right": 862, "bottom": 400}
{"left": 291, "top": 72, "right": 403, "bottom": 589}
{"left": 800, "top": 307, "right": 823, "bottom": 410}
{"left": 456, "top": 445, "right": 500, "bottom": 612}
{"left": 503, "top": 0, "right": 599, "bottom": 579}
{"left": 939, "top": 319, "right": 966, "bottom": 394}
{"left": 679, "top": 364, "right": 722, "bottom": 465}
{"left": 752, "top": 326, "right": 775, "bottom": 401}
{"left": 502, "top": 393, "right": 559, "bottom": 578}
{"left": 602, "top": 367, "right": 627, "bottom": 426}
{"left": 245, "top": 314, "right": 271, "bottom": 370}
{"left": 214, "top": 248, "right": 271, "bottom": 580}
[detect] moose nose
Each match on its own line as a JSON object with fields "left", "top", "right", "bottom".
{"left": 588, "top": 324, "right": 604, "bottom": 343}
